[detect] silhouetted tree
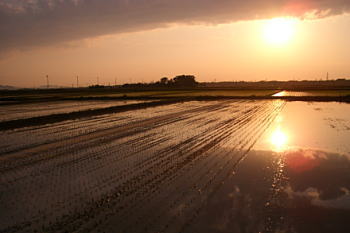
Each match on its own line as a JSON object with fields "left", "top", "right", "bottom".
{"left": 117, "top": 74, "right": 199, "bottom": 88}
{"left": 172, "top": 75, "right": 198, "bottom": 87}
{"left": 160, "top": 77, "right": 169, "bottom": 85}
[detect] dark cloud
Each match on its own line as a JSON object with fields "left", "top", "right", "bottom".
{"left": 0, "top": 0, "right": 350, "bottom": 51}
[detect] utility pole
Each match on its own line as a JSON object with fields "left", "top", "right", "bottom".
{"left": 97, "top": 77, "right": 99, "bottom": 85}
{"left": 76, "top": 76, "right": 79, "bottom": 88}
{"left": 326, "top": 72, "right": 329, "bottom": 81}
{"left": 115, "top": 77, "right": 117, "bottom": 86}
{"left": 46, "top": 75, "right": 49, "bottom": 88}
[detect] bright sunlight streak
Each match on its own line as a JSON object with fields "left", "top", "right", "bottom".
{"left": 270, "top": 126, "right": 288, "bottom": 152}
{"left": 263, "top": 18, "right": 298, "bottom": 45}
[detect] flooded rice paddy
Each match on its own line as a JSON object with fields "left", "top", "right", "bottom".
{"left": 0, "top": 100, "right": 349, "bottom": 233}
{"left": 0, "top": 100, "right": 147, "bottom": 122}
{"left": 273, "top": 90, "right": 350, "bottom": 97}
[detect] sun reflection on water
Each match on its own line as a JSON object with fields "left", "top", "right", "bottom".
{"left": 273, "top": 91, "right": 286, "bottom": 97}
{"left": 270, "top": 126, "right": 288, "bottom": 152}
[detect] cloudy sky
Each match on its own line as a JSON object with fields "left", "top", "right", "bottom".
{"left": 0, "top": 0, "right": 350, "bottom": 87}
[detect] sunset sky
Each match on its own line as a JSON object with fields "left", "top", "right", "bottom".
{"left": 0, "top": 0, "right": 349, "bottom": 87}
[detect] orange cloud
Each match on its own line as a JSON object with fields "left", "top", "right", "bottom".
{"left": 0, "top": 0, "right": 349, "bottom": 52}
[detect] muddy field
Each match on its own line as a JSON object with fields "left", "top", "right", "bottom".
{"left": 0, "top": 100, "right": 148, "bottom": 122}
{"left": 0, "top": 100, "right": 349, "bottom": 233}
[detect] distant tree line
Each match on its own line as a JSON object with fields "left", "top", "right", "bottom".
{"left": 120, "top": 75, "right": 198, "bottom": 88}
{"left": 89, "top": 75, "right": 198, "bottom": 89}
{"left": 201, "top": 79, "right": 350, "bottom": 90}
{"left": 88, "top": 75, "right": 350, "bottom": 90}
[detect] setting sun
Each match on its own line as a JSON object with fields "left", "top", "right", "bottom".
{"left": 263, "top": 18, "right": 298, "bottom": 45}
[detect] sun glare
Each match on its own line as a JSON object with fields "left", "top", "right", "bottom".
{"left": 263, "top": 17, "right": 298, "bottom": 45}
{"left": 270, "top": 126, "right": 288, "bottom": 152}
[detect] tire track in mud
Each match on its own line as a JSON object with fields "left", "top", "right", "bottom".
{"left": 0, "top": 100, "right": 285, "bottom": 233}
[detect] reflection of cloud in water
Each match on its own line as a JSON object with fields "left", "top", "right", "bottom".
{"left": 317, "top": 188, "right": 350, "bottom": 210}
{"left": 285, "top": 186, "right": 350, "bottom": 210}
{"left": 284, "top": 149, "right": 350, "bottom": 200}
{"left": 285, "top": 150, "right": 322, "bottom": 173}
{"left": 185, "top": 148, "right": 350, "bottom": 233}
